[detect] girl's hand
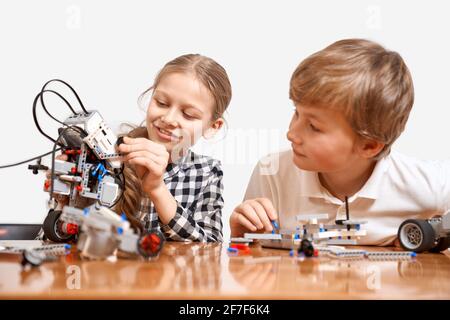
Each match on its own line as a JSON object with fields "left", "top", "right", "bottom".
{"left": 229, "top": 198, "right": 278, "bottom": 237}
{"left": 118, "top": 136, "right": 169, "bottom": 195}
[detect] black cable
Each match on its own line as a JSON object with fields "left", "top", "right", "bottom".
{"left": 32, "top": 80, "right": 87, "bottom": 144}
{"left": 0, "top": 148, "right": 62, "bottom": 169}
{"left": 32, "top": 90, "right": 80, "bottom": 143}
{"left": 41, "top": 79, "right": 87, "bottom": 114}
{"left": 39, "top": 89, "right": 78, "bottom": 123}
{"left": 32, "top": 92, "right": 59, "bottom": 144}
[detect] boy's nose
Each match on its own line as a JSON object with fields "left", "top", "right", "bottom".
{"left": 287, "top": 129, "right": 302, "bottom": 145}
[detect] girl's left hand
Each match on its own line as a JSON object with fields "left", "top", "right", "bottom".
{"left": 118, "top": 136, "right": 169, "bottom": 195}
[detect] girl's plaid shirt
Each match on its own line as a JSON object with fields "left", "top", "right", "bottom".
{"left": 139, "top": 149, "right": 224, "bottom": 242}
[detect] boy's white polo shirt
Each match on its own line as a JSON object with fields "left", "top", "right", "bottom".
{"left": 244, "top": 149, "right": 450, "bottom": 245}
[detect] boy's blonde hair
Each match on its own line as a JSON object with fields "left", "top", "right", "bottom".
{"left": 289, "top": 38, "right": 414, "bottom": 159}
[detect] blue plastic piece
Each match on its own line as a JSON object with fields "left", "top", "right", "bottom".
{"left": 319, "top": 228, "right": 324, "bottom": 232}
{"left": 91, "top": 163, "right": 101, "bottom": 176}
{"left": 117, "top": 227, "right": 123, "bottom": 235}
{"left": 121, "top": 212, "right": 127, "bottom": 221}
{"left": 411, "top": 252, "right": 417, "bottom": 257}
{"left": 64, "top": 244, "right": 71, "bottom": 249}
{"left": 356, "top": 224, "right": 361, "bottom": 230}
{"left": 227, "top": 247, "right": 238, "bottom": 253}
{"left": 83, "top": 208, "right": 90, "bottom": 216}
{"left": 272, "top": 220, "right": 279, "bottom": 230}
{"left": 289, "top": 249, "right": 295, "bottom": 257}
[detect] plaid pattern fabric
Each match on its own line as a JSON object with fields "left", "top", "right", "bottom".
{"left": 139, "top": 149, "right": 224, "bottom": 242}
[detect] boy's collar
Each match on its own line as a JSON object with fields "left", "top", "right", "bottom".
{"left": 299, "top": 156, "right": 390, "bottom": 202}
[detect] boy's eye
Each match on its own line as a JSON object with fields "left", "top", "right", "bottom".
{"left": 310, "top": 123, "right": 320, "bottom": 132}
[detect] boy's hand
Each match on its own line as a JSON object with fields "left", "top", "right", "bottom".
{"left": 118, "top": 136, "right": 169, "bottom": 195}
{"left": 230, "top": 198, "right": 278, "bottom": 237}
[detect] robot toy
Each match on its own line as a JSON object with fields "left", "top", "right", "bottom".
{"left": 27, "top": 80, "right": 165, "bottom": 260}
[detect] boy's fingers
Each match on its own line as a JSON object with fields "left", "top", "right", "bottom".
{"left": 235, "top": 212, "right": 257, "bottom": 232}
{"left": 236, "top": 203, "right": 264, "bottom": 230}
{"left": 250, "top": 201, "right": 273, "bottom": 232}
{"left": 255, "top": 198, "right": 278, "bottom": 221}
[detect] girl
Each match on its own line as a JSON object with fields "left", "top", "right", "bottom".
{"left": 115, "top": 54, "right": 232, "bottom": 242}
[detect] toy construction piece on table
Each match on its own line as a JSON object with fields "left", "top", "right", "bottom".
{"left": 0, "top": 240, "right": 72, "bottom": 268}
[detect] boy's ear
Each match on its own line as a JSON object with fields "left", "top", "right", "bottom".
{"left": 203, "top": 118, "right": 224, "bottom": 140}
{"left": 358, "top": 138, "right": 385, "bottom": 159}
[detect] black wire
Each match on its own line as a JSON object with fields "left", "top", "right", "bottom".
{"left": 0, "top": 148, "right": 62, "bottom": 169}
{"left": 32, "top": 80, "right": 87, "bottom": 144}
{"left": 32, "top": 90, "right": 79, "bottom": 143}
{"left": 41, "top": 79, "right": 87, "bottom": 114}
{"left": 32, "top": 92, "right": 59, "bottom": 144}
{"left": 39, "top": 89, "right": 78, "bottom": 123}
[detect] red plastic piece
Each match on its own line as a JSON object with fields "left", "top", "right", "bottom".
{"left": 230, "top": 243, "right": 251, "bottom": 254}
{"left": 313, "top": 249, "right": 319, "bottom": 257}
{"left": 66, "top": 223, "right": 78, "bottom": 235}
{"left": 141, "top": 233, "right": 161, "bottom": 254}
{"left": 64, "top": 149, "right": 82, "bottom": 155}
{"left": 230, "top": 243, "right": 249, "bottom": 250}
{"left": 44, "top": 180, "right": 50, "bottom": 190}
{"left": 71, "top": 167, "right": 77, "bottom": 174}
{"left": 76, "top": 185, "right": 82, "bottom": 192}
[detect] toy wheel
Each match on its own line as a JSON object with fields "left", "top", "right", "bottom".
{"left": 429, "top": 236, "right": 450, "bottom": 253}
{"left": 299, "top": 239, "right": 314, "bottom": 257}
{"left": 137, "top": 229, "right": 165, "bottom": 258}
{"left": 398, "top": 219, "right": 435, "bottom": 252}
{"left": 42, "top": 209, "right": 75, "bottom": 243}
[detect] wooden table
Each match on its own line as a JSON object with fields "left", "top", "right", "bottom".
{"left": 1, "top": 243, "right": 449, "bottom": 299}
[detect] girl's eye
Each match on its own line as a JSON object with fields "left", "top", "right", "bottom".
{"left": 156, "top": 100, "right": 168, "bottom": 107}
{"left": 183, "top": 112, "right": 196, "bottom": 120}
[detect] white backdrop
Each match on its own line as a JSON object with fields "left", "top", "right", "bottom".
{"left": 1, "top": 0, "right": 449, "bottom": 242}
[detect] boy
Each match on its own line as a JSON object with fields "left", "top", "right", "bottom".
{"left": 230, "top": 39, "right": 450, "bottom": 245}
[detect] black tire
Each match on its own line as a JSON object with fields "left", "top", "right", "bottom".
{"left": 299, "top": 239, "right": 314, "bottom": 257}
{"left": 398, "top": 219, "right": 435, "bottom": 252}
{"left": 429, "top": 236, "right": 450, "bottom": 253}
{"left": 42, "top": 209, "right": 75, "bottom": 243}
{"left": 137, "top": 229, "right": 165, "bottom": 258}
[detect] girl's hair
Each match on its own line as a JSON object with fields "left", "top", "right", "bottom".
{"left": 114, "top": 54, "right": 232, "bottom": 230}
